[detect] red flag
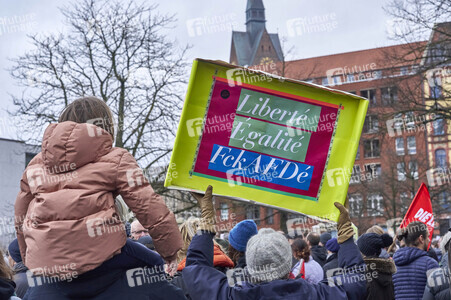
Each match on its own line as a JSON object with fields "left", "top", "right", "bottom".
{"left": 400, "top": 183, "right": 434, "bottom": 249}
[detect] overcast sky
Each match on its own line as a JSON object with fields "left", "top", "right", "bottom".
{"left": 0, "top": 0, "right": 401, "bottom": 140}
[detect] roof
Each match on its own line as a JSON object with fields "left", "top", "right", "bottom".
{"left": 246, "top": 0, "right": 265, "bottom": 11}
{"left": 281, "top": 42, "right": 427, "bottom": 80}
{"left": 232, "top": 30, "right": 283, "bottom": 66}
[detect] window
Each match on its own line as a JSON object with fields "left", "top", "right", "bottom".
{"left": 365, "top": 163, "right": 381, "bottom": 179}
{"left": 363, "top": 115, "right": 379, "bottom": 133}
{"left": 356, "top": 146, "right": 360, "bottom": 160}
{"left": 246, "top": 205, "right": 260, "bottom": 225}
{"left": 405, "top": 112, "right": 415, "bottom": 130}
{"left": 435, "top": 149, "right": 447, "bottom": 168}
{"left": 349, "top": 91, "right": 357, "bottom": 95}
{"left": 347, "top": 74, "right": 355, "bottom": 83}
{"left": 407, "top": 136, "right": 416, "bottom": 154}
{"left": 395, "top": 137, "right": 405, "bottom": 155}
{"left": 361, "top": 89, "right": 376, "bottom": 106}
{"left": 374, "top": 70, "right": 382, "bottom": 79}
{"left": 381, "top": 87, "right": 398, "bottom": 105}
{"left": 393, "top": 113, "right": 404, "bottom": 129}
{"left": 364, "top": 139, "right": 380, "bottom": 158}
{"left": 429, "top": 75, "right": 442, "bottom": 99}
{"left": 409, "top": 161, "right": 418, "bottom": 180}
{"left": 220, "top": 203, "right": 229, "bottom": 221}
{"left": 266, "top": 208, "right": 274, "bottom": 225}
{"left": 397, "top": 162, "right": 406, "bottom": 181}
{"left": 348, "top": 194, "right": 363, "bottom": 217}
{"left": 433, "top": 118, "right": 445, "bottom": 135}
{"left": 367, "top": 194, "right": 383, "bottom": 216}
{"left": 332, "top": 76, "right": 342, "bottom": 85}
{"left": 400, "top": 67, "right": 408, "bottom": 75}
{"left": 322, "top": 77, "right": 329, "bottom": 86}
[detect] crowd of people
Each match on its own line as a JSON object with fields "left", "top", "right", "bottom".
{"left": 0, "top": 97, "right": 450, "bottom": 300}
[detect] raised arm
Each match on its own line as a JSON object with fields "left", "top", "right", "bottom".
{"left": 115, "top": 151, "right": 182, "bottom": 263}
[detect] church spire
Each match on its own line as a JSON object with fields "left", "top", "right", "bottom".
{"left": 245, "top": 0, "right": 266, "bottom": 42}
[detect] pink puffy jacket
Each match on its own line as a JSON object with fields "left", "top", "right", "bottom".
{"left": 15, "top": 121, "right": 182, "bottom": 276}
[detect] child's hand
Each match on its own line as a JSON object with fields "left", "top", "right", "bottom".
{"left": 165, "top": 258, "right": 177, "bottom": 276}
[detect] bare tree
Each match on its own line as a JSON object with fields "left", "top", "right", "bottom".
{"left": 9, "top": 0, "right": 190, "bottom": 171}
{"left": 383, "top": 0, "right": 451, "bottom": 121}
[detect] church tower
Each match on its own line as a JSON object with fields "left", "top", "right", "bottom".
{"left": 230, "top": 0, "right": 283, "bottom": 66}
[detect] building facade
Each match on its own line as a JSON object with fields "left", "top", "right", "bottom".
{"left": 222, "top": 0, "right": 450, "bottom": 235}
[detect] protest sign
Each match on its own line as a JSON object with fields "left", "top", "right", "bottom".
{"left": 400, "top": 183, "right": 434, "bottom": 249}
{"left": 165, "top": 59, "right": 368, "bottom": 221}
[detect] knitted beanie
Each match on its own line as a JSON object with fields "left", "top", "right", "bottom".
{"left": 320, "top": 232, "right": 332, "bottom": 245}
{"left": 229, "top": 220, "right": 258, "bottom": 252}
{"left": 325, "top": 238, "right": 340, "bottom": 253}
{"left": 8, "top": 239, "right": 22, "bottom": 263}
{"left": 357, "top": 233, "right": 393, "bottom": 257}
{"left": 245, "top": 228, "right": 292, "bottom": 283}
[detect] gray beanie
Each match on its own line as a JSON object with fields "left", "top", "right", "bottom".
{"left": 245, "top": 228, "right": 292, "bottom": 283}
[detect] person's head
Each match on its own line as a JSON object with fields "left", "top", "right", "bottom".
{"left": 291, "top": 238, "right": 311, "bottom": 262}
{"left": 366, "top": 225, "right": 385, "bottom": 235}
{"left": 397, "top": 221, "right": 429, "bottom": 251}
{"left": 431, "top": 240, "right": 439, "bottom": 249}
{"left": 59, "top": 97, "right": 114, "bottom": 138}
{"left": 8, "top": 239, "right": 22, "bottom": 265}
{"left": 307, "top": 232, "right": 320, "bottom": 247}
{"left": 178, "top": 217, "right": 200, "bottom": 263}
{"left": 320, "top": 232, "right": 332, "bottom": 246}
{"left": 325, "top": 238, "right": 340, "bottom": 254}
{"left": 228, "top": 220, "right": 258, "bottom": 264}
{"left": 357, "top": 233, "right": 393, "bottom": 257}
{"left": 136, "top": 235, "right": 155, "bottom": 250}
{"left": 245, "top": 228, "right": 292, "bottom": 283}
{"left": 0, "top": 249, "right": 13, "bottom": 281}
{"left": 130, "top": 220, "right": 150, "bottom": 240}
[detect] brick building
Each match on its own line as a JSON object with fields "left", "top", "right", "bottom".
{"left": 217, "top": 0, "right": 450, "bottom": 235}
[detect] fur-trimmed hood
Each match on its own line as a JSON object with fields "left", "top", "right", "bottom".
{"left": 364, "top": 257, "right": 397, "bottom": 274}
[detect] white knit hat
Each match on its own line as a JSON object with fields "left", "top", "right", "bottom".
{"left": 245, "top": 228, "right": 292, "bottom": 283}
